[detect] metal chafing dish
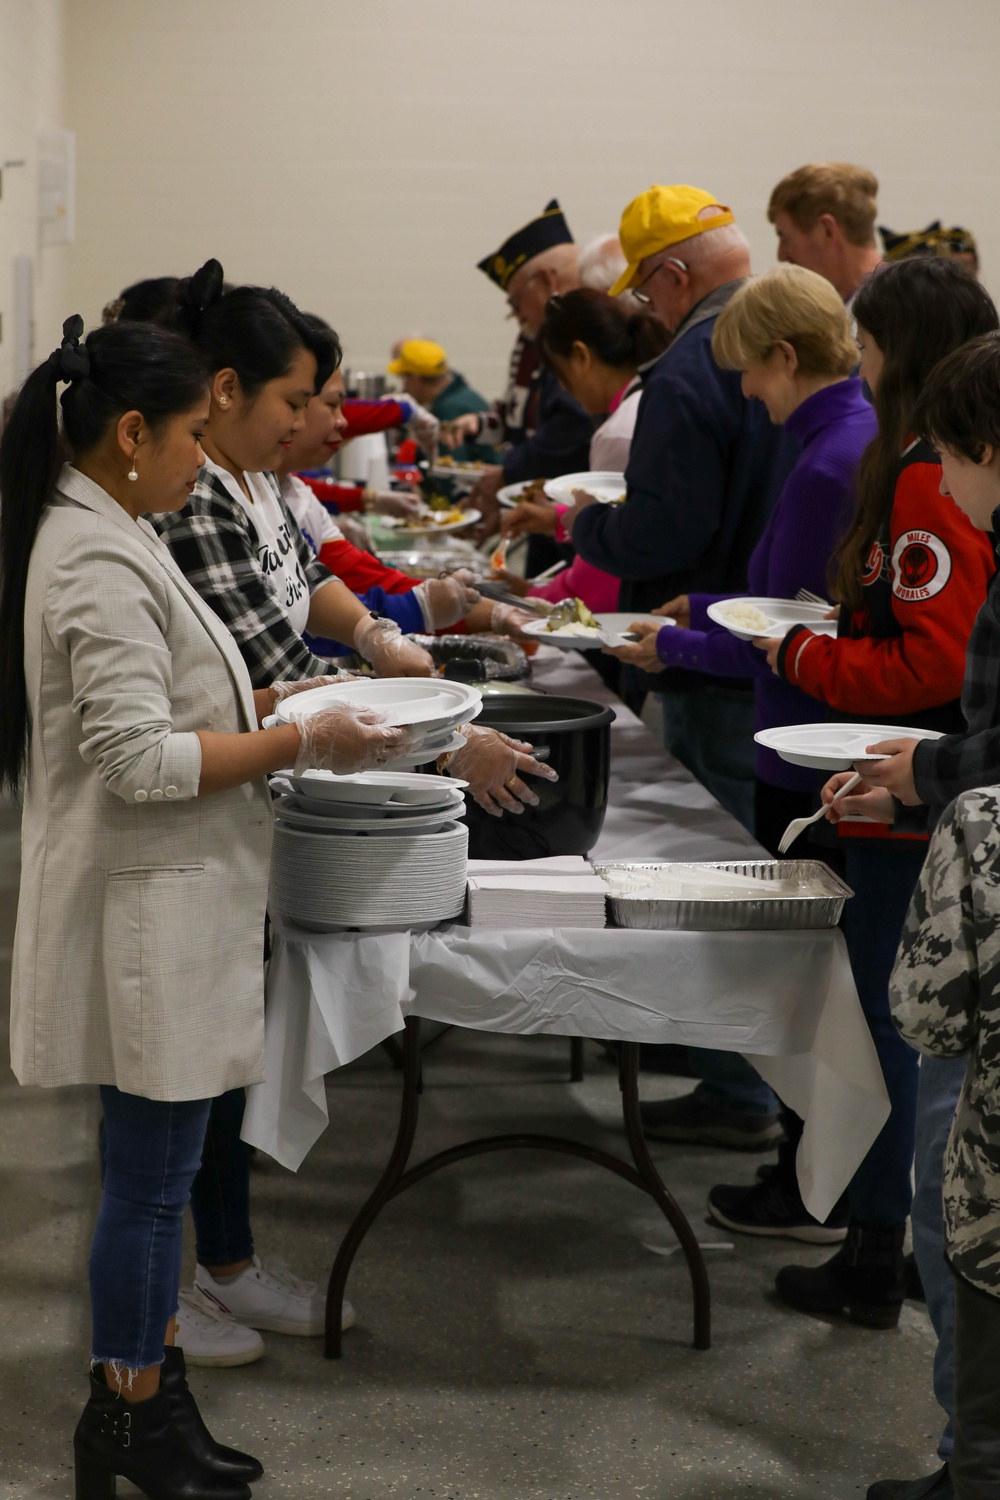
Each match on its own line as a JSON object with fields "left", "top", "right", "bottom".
{"left": 592, "top": 859, "right": 853, "bottom": 932}
{"left": 375, "top": 547, "right": 480, "bottom": 578}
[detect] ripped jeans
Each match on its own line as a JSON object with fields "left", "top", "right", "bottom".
{"left": 90, "top": 1086, "right": 212, "bottom": 1371}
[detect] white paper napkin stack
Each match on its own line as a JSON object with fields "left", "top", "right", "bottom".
{"left": 465, "top": 856, "right": 608, "bottom": 929}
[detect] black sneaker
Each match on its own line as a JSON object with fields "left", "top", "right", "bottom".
{"left": 639, "top": 1092, "right": 783, "bottom": 1150}
{"left": 708, "top": 1174, "right": 849, "bottom": 1244}
{"left": 867, "top": 1464, "right": 952, "bottom": 1499}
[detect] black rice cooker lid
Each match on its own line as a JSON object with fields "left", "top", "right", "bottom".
{"left": 475, "top": 694, "right": 616, "bottom": 734}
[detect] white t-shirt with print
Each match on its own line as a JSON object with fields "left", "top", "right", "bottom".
{"left": 279, "top": 472, "right": 344, "bottom": 558}
{"left": 204, "top": 457, "right": 313, "bottom": 637}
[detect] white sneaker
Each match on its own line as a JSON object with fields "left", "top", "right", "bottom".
{"left": 195, "top": 1255, "right": 355, "bottom": 1338}
{"left": 174, "top": 1285, "right": 265, "bottom": 1368}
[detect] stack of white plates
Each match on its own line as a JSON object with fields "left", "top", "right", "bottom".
{"left": 267, "top": 770, "right": 469, "bottom": 933}
{"left": 274, "top": 678, "right": 483, "bottom": 768}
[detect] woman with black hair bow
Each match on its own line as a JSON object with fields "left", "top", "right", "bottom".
{"left": 1, "top": 317, "right": 411, "bottom": 1498}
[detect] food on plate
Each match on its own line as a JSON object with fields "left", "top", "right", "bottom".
{"left": 400, "top": 507, "right": 468, "bottom": 531}
{"left": 435, "top": 455, "right": 486, "bottom": 473}
{"left": 715, "top": 601, "right": 772, "bottom": 634}
{"left": 576, "top": 487, "right": 625, "bottom": 505}
{"left": 512, "top": 478, "right": 550, "bottom": 504}
{"left": 543, "top": 597, "right": 601, "bottom": 636}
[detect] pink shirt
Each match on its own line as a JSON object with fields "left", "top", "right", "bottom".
{"left": 526, "top": 385, "right": 638, "bottom": 612}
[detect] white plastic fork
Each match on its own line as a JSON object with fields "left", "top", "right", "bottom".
{"left": 777, "top": 772, "right": 861, "bottom": 854}
{"left": 795, "top": 586, "right": 831, "bottom": 607}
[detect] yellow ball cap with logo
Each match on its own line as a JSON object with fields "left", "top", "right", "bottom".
{"left": 387, "top": 338, "right": 449, "bottom": 378}
{"left": 609, "top": 185, "right": 734, "bottom": 296}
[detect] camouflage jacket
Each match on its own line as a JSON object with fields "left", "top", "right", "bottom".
{"left": 890, "top": 786, "right": 1000, "bottom": 1297}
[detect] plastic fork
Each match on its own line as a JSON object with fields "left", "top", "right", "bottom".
{"left": 777, "top": 772, "right": 861, "bottom": 854}
{"left": 795, "top": 587, "right": 830, "bottom": 607}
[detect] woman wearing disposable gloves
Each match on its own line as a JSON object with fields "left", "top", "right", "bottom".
{"left": 608, "top": 264, "right": 876, "bottom": 1226}
{"left": 496, "top": 289, "right": 670, "bottom": 613}
{"left": 0, "top": 317, "right": 410, "bottom": 1499}
{"left": 152, "top": 264, "right": 553, "bottom": 1364}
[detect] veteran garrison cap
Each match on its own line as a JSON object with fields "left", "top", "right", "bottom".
{"left": 880, "top": 220, "right": 979, "bottom": 263}
{"left": 478, "top": 199, "right": 574, "bottom": 291}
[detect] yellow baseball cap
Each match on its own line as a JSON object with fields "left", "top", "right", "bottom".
{"left": 387, "top": 338, "right": 449, "bottom": 378}
{"left": 609, "top": 185, "right": 735, "bottom": 296}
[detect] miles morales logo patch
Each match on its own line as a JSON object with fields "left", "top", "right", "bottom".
{"left": 890, "top": 530, "right": 952, "bottom": 602}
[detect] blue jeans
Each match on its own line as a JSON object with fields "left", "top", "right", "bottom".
{"left": 912, "top": 1054, "right": 968, "bottom": 1462}
{"left": 690, "top": 1049, "right": 779, "bottom": 1115}
{"left": 189, "top": 1088, "right": 255, "bottom": 1267}
{"left": 91, "top": 1086, "right": 212, "bottom": 1369}
{"left": 842, "top": 845, "right": 925, "bottom": 1225}
{"left": 658, "top": 686, "right": 756, "bottom": 833}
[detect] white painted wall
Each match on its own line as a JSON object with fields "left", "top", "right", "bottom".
{"left": 0, "top": 0, "right": 67, "bottom": 399}
{"left": 51, "top": 0, "right": 1000, "bottom": 401}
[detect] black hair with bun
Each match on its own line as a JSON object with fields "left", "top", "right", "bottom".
{"left": 169, "top": 258, "right": 342, "bottom": 396}
{"left": 536, "top": 287, "right": 671, "bottom": 373}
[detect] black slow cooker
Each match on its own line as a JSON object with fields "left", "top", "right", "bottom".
{"left": 464, "top": 695, "right": 615, "bottom": 861}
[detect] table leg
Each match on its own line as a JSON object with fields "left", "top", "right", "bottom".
{"left": 325, "top": 1027, "right": 711, "bottom": 1356}
{"left": 618, "top": 1041, "right": 711, "bottom": 1350}
{"left": 569, "top": 1036, "right": 585, "bottom": 1083}
{"left": 324, "top": 1014, "right": 423, "bottom": 1357}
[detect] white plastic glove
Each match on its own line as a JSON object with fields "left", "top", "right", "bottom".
{"left": 293, "top": 703, "right": 414, "bottom": 775}
{"left": 368, "top": 489, "right": 423, "bottom": 519}
{"left": 488, "top": 601, "right": 539, "bottom": 638}
{"left": 352, "top": 612, "right": 435, "bottom": 677}
{"left": 337, "top": 515, "right": 375, "bottom": 552}
{"left": 449, "top": 725, "right": 558, "bottom": 817}
{"left": 406, "top": 402, "right": 440, "bottom": 457}
{"left": 412, "top": 570, "right": 482, "bottom": 631}
{"left": 271, "top": 672, "right": 355, "bottom": 702}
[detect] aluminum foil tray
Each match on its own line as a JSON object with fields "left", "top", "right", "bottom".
{"left": 592, "top": 859, "right": 853, "bottom": 932}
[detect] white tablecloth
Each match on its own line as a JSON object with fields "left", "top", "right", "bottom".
{"left": 243, "top": 651, "right": 888, "bottom": 1221}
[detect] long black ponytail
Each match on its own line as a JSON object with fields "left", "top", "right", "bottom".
{"left": 0, "top": 316, "right": 209, "bottom": 793}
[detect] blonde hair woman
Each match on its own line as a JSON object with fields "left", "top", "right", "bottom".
{"left": 608, "top": 265, "right": 877, "bottom": 1226}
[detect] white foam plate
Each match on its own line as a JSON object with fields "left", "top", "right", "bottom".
{"left": 275, "top": 676, "right": 482, "bottom": 732}
{"left": 281, "top": 788, "right": 466, "bottom": 819}
{"left": 595, "top": 612, "right": 677, "bottom": 647}
{"left": 271, "top": 770, "right": 469, "bottom": 804}
{"left": 274, "top": 796, "right": 464, "bottom": 836}
{"left": 707, "top": 597, "right": 836, "bottom": 643}
{"left": 543, "top": 471, "right": 626, "bottom": 506}
{"left": 755, "top": 722, "right": 945, "bottom": 771}
{"left": 379, "top": 509, "right": 481, "bottom": 536}
{"left": 426, "top": 462, "right": 487, "bottom": 488}
{"left": 387, "top": 729, "right": 467, "bottom": 767}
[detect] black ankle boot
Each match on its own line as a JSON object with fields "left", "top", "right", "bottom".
{"left": 774, "top": 1221, "right": 906, "bottom": 1328}
{"left": 73, "top": 1368, "right": 252, "bottom": 1500}
{"left": 161, "top": 1346, "right": 263, "bottom": 1484}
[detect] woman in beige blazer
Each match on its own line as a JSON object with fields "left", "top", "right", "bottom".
{"left": 0, "top": 316, "right": 411, "bottom": 1500}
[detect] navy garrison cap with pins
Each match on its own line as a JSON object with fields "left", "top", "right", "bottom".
{"left": 477, "top": 199, "right": 574, "bottom": 291}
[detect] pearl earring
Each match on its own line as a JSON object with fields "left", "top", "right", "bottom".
{"left": 218, "top": 395, "right": 229, "bottom": 406}
{"left": 127, "top": 455, "right": 138, "bottom": 482}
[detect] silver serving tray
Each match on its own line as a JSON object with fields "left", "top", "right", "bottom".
{"left": 592, "top": 859, "right": 853, "bottom": 932}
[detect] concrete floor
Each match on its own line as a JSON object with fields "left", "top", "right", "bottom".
{"left": 0, "top": 800, "right": 943, "bottom": 1499}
